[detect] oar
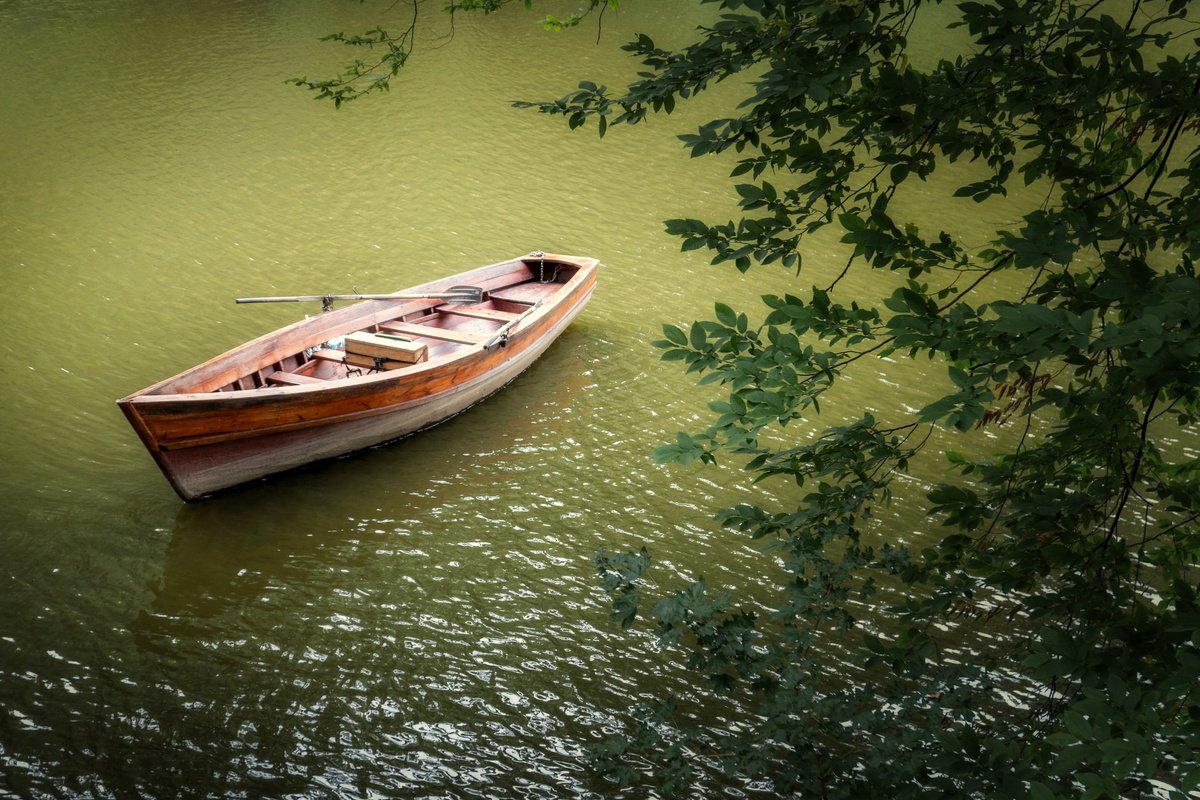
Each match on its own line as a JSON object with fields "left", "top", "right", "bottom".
{"left": 235, "top": 285, "right": 485, "bottom": 308}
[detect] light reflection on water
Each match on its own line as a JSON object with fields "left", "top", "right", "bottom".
{"left": 0, "top": 0, "right": 1079, "bottom": 796}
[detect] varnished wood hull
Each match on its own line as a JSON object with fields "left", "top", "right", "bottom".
{"left": 118, "top": 254, "right": 598, "bottom": 501}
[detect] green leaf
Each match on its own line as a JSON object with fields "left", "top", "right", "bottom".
{"left": 714, "top": 302, "right": 737, "bottom": 327}
{"left": 662, "top": 324, "right": 688, "bottom": 346}
{"left": 1029, "top": 781, "right": 1056, "bottom": 800}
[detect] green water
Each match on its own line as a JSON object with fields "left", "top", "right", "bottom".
{"left": 1, "top": 1, "right": 1028, "bottom": 796}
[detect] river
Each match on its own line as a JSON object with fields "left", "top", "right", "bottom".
{"left": 1, "top": 1, "right": 1018, "bottom": 797}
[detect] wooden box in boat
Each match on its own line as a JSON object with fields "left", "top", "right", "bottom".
{"left": 117, "top": 253, "right": 599, "bottom": 501}
{"left": 344, "top": 352, "right": 419, "bottom": 372}
{"left": 344, "top": 332, "right": 428, "bottom": 365}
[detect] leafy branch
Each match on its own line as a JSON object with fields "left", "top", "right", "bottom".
{"left": 291, "top": 1, "right": 620, "bottom": 105}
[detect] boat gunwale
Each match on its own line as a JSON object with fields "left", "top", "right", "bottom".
{"left": 136, "top": 279, "right": 596, "bottom": 451}
{"left": 119, "top": 254, "right": 598, "bottom": 404}
{"left": 152, "top": 283, "right": 592, "bottom": 450}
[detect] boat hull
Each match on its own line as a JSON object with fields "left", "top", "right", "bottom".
{"left": 118, "top": 254, "right": 597, "bottom": 500}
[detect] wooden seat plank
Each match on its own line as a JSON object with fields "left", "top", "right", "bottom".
{"left": 488, "top": 281, "right": 560, "bottom": 305}
{"left": 267, "top": 370, "right": 324, "bottom": 386}
{"left": 378, "top": 321, "right": 483, "bottom": 345}
{"left": 311, "top": 348, "right": 348, "bottom": 363}
{"left": 435, "top": 306, "right": 518, "bottom": 322}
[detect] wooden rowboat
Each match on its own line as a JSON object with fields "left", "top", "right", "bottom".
{"left": 118, "top": 252, "right": 599, "bottom": 501}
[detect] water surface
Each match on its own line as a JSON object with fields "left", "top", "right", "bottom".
{"left": 2, "top": 2, "right": 1037, "bottom": 796}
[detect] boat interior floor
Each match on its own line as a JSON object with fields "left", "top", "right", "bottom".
{"left": 248, "top": 279, "right": 566, "bottom": 387}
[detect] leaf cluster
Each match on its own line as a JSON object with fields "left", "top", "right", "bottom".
{"left": 565, "top": 0, "right": 1200, "bottom": 796}
{"left": 288, "top": 22, "right": 414, "bottom": 107}
{"left": 290, "top": 1, "right": 622, "bottom": 105}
